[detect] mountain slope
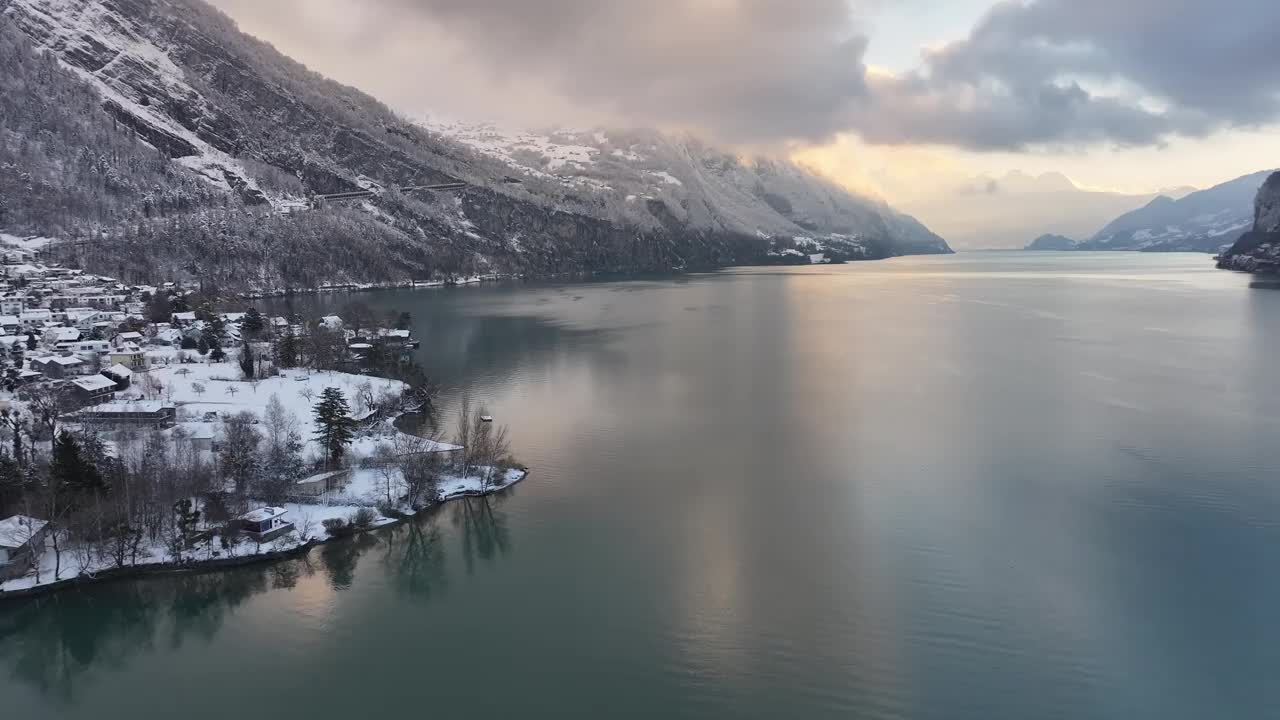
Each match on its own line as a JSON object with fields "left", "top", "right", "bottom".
{"left": 1077, "top": 170, "right": 1275, "bottom": 252}
{"left": 0, "top": 0, "right": 949, "bottom": 289}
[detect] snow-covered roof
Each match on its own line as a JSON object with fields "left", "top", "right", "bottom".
{"left": 297, "top": 469, "right": 348, "bottom": 486}
{"left": 0, "top": 316, "right": 18, "bottom": 325}
{"left": 79, "top": 401, "right": 170, "bottom": 414}
{"left": 113, "top": 344, "right": 144, "bottom": 354}
{"left": 34, "top": 355, "right": 84, "bottom": 366}
{"left": 46, "top": 327, "right": 79, "bottom": 341}
{"left": 0, "top": 515, "right": 48, "bottom": 548}
{"left": 115, "top": 331, "right": 144, "bottom": 340}
{"left": 386, "top": 329, "right": 412, "bottom": 338}
{"left": 241, "top": 507, "right": 287, "bottom": 523}
{"left": 105, "top": 363, "right": 134, "bottom": 378}
{"left": 172, "top": 312, "right": 197, "bottom": 322}
{"left": 72, "top": 375, "right": 117, "bottom": 392}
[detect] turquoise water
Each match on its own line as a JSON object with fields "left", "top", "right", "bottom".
{"left": 4, "top": 252, "right": 1280, "bottom": 718}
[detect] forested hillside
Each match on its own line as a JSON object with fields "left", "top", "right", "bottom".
{"left": 0, "top": 0, "right": 950, "bottom": 290}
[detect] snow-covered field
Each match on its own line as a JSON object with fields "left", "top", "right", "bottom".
{"left": 139, "top": 353, "right": 409, "bottom": 456}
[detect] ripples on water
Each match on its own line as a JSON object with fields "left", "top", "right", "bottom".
{"left": 4, "top": 252, "right": 1280, "bottom": 719}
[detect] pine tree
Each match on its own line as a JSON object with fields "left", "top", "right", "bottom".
{"left": 274, "top": 330, "right": 299, "bottom": 368}
{"left": 242, "top": 307, "right": 265, "bottom": 338}
{"left": 312, "top": 387, "right": 355, "bottom": 469}
{"left": 238, "top": 342, "right": 255, "bottom": 380}
{"left": 50, "top": 430, "right": 105, "bottom": 495}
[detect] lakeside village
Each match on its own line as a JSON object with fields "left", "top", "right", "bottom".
{"left": 0, "top": 241, "right": 524, "bottom": 597}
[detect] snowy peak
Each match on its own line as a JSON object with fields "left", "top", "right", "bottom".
{"left": 422, "top": 118, "right": 950, "bottom": 257}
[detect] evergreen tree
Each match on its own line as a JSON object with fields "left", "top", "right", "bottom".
{"left": 145, "top": 291, "right": 172, "bottom": 323}
{"left": 25, "top": 333, "right": 36, "bottom": 351}
{"left": 241, "top": 307, "right": 265, "bottom": 338}
{"left": 274, "top": 330, "right": 299, "bottom": 368}
{"left": 312, "top": 387, "right": 355, "bottom": 469}
{"left": 50, "top": 430, "right": 105, "bottom": 495}
{"left": 238, "top": 342, "right": 255, "bottom": 379}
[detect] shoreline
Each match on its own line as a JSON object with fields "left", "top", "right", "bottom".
{"left": 0, "top": 467, "right": 528, "bottom": 603}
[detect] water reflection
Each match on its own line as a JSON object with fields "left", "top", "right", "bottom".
{"left": 382, "top": 519, "right": 447, "bottom": 600}
{"left": 0, "top": 565, "right": 280, "bottom": 702}
{"left": 452, "top": 495, "right": 513, "bottom": 575}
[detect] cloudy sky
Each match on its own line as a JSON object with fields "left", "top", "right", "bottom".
{"left": 210, "top": 0, "right": 1280, "bottom": 246}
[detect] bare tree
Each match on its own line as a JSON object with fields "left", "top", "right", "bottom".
{"left": 453, "top": 395, "right": 473, "bottom": 476}
{"left": 138, "top": 373, "right": 164, "bottom": 400}
{"left": 20, "top": 382, "right": 67, "bottom": 440}
{"left": 219, "top": 412, "right": 261, "bottom": 497}
{"left": 192, "top": 381, "right": 205, "bottom": 399}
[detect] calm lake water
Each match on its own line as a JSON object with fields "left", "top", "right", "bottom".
{"left": 5, "top": 252, "right": 1280, "bottom": 719}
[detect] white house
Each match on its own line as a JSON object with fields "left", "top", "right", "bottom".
{"left": 111, "top": 331, "right": 145, "bottom": 349}
{"left": 0, "top": 515, "right": 48, "bottom": 581}
{"left": 19, "top": 309, "right": 52, "bottom": 328}
{"left": 239, "top": 507, "right": 294, "bottom": 542}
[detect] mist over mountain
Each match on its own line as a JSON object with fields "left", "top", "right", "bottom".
{"left": 0, "top": 0, "right": 949, "bottom": 290}
{"left": 895, "top": 171, "right": 1163, "bottom": 250}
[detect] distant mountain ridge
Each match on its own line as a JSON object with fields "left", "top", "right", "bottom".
{"left": 895, "top": 170, "right": 1164, "bottom": 250}
{"left": 1024, "top": 234, "right": 1077, "bottom": 251}
{"left": 1076, "top": 170, "right": 1276, "bottom": 253}
{"left": 0, "top": 0, "right": 949, "bottom": 289}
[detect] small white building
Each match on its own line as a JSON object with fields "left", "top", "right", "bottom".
{"left": 295, "top": 469, "right": 351, "bottom": 498}
{"left": 0, "top": 515, "right": 48, "bottom": 581}
{"left": 238, "top": 507, "right": 294, "bottom": 542}
{"left": 112, "top": 331, "right": 144, "bottom": 349}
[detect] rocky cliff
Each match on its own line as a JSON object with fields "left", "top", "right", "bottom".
{"left": 0, "top": 0, "right": 950, "bottom": 289}
{"left": 1216, "top": 172, "right": 1280, "bottom": 273}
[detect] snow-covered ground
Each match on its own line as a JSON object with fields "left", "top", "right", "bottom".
{"left": 0, "top": 466, "right": 527, "bottom": 595}
{"left": 138, "top": 353, "right": 410, "bottom": 456}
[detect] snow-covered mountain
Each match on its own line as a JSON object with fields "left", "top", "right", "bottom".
{"left": 1077, "top": 170, "right": 1276, "bottom": 253}
{"left": 420, "top": 120, "right": 950, "bottom": 259}
{"left": 0, "top": 0, "right": 949, "bottom": 289}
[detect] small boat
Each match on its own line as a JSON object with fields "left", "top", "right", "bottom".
{"left": 480, "top": 415, "right": 494, "bottom": 423}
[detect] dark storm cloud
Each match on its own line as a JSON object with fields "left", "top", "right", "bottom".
{"left": 860, "top": 0, "right": 1280, "bottom": 149}
{"left": 210, "top": 0, "right": 1280, "bottom": 150}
